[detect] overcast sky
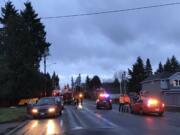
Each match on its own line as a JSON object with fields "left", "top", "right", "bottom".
{"left": 1, "top": 0, "right": 180, "bottom": 87}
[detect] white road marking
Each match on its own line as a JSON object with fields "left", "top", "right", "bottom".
{"left": 66, "top": 108, "right": 84, "bottom": 130}
{"left": 72, "top": 126, "right": 84, "bottom": 130}
{"left": 83, "top": 107, "right": 119, "bottom": 128}
{"left": 71, "top": 108, "right": 87, "bottom": 128}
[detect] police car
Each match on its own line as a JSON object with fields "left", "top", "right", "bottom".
{"left": 96, "top": 93, "right": 112, "bottom": 110}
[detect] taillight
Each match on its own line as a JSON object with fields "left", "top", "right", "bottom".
{"left": 147, "top": 99, "right": 158, "bottom": 107}
{"left": 110, "top": 99, "right": 112, "bottom": 103}
{"left": 162, "top": 103, "right": 165, "bottom": 108}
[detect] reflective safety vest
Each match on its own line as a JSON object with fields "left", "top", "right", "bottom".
{"left": 119, "top": 96, "right": 124, "bottom": 104}
{"left": 124, "top": 95, "right": 130, "bottom": 104}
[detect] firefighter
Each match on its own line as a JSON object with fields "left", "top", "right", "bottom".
{"left": 123, "top": 94, "right": 130, "bottom": 112}
{"left": 119, "top": 94, "right": 125, "bottom": 112}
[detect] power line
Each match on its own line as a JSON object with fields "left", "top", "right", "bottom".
{"left": 42, "top": 2, "right": 180, "bottom": 20}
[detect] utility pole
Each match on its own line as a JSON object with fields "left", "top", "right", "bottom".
{"left": 123, "top": 71, "right": 126, "bottom": 94}
{"left": 122, "top": 73, "right": 124, "bottom": 94}
{"left": 43, "top": 48, "right": 48, "bottom": 97}
{"left": 44, "top": 55, "right": 46, "bottom": 74}
{"left": 119, "top": 80, "right": 121, "bottom": 94}
{"left": 43, "top": 47, "right": 48, "bottom": 74}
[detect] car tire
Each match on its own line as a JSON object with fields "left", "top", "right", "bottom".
{"left": 158, "top": 112, "right": 163, "bottom": 117}
{"left": 109, "top": 105, "right": 112, "bottom": 110}
{"left": 139, "top": 108, "right": 144, "bottom": 115}
{"left": 33, "top": 116, "right": 37, "bottom": 119}
{"left": 59, "top": 110, "right": 62, "bottom": 116}
{"left": 131, "top": 109, "right": 134, "bottom": 114}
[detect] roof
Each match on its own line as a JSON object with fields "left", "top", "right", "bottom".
{"left": 142, "top": 72, "right": 174, "bottom": 83}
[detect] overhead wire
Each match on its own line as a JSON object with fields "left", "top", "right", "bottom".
{"left": 41, "top": 2, "right": 180, "bottom": 20}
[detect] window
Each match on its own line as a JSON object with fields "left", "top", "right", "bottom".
{"left": 173, "top": 80, "right": 180, "bottom": 87}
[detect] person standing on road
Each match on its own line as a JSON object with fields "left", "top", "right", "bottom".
{"left": 119, "top": 94, "right": 125, "bottom": 112}
{"left": 124, "top": 94, "right": 130, "bottom": 113}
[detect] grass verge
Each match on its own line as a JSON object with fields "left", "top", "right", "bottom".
{"left": 0, "top": 107, "right": 26, "bottom": 123}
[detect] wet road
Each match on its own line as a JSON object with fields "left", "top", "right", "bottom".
{"left": 14, "top": 100, "right": 180, "bottom": 135}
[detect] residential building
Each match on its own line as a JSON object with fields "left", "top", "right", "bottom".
{"left": 141, "top": 72, "right": 180, "bottom": 107}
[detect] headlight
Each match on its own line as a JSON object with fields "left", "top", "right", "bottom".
{"left": 79, "top": 94, "right": 83, "bottom": 98}
{"left": 48, "top": 108, "right": 56, "bottom": 113}
{"left": 32, "top": 108, "right": 38, "bottom": 113}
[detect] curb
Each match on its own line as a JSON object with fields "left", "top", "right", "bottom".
{"left": 5, "top": 120, "right": 29, "bottom": 135}
{"left": 165, "top": 106, "right": 180, "bottom": 112}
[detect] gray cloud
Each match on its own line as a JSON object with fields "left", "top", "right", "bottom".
{"left": 4, "top": 0, "right": 180, "bottom": 85}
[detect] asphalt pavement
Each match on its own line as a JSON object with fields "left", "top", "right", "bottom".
{"left": 12, "top": 100, "right": 180, "bottom": 135}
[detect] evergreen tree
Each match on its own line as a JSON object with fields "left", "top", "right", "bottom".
{"left": 128, "top": 57, "right": 146, "bottom": 93}
{"left": 75, "top": 74, "right": 81, "bottom": 86}
{"left": 170, "top": 56, "right": 179, "bottom": 72}
{"left": 85, "top": 76, "right": 91, "bottom": 90}
{"left": 52, "top": 72, "right": 60, "bottom": 89}
{"left": 90, "top": 75, "right": 101, "bottom": 89}
{"left": 145, "top": 58, "right": 153, "bottom": 77}
{"left": 71, "top": 77, "right": 74, "bottom": 89}
{"left": 0, "top": 1, "right": 51, "bottom": 105}
{"left": 113, "top": 78, "right": 120, "bottom": 88}
{"left": 0, "top": 1, "right": 21, "bottom": 102}
{"left": 156, "top": 62, "right": 164, "bottom": 74}
{"left": 21, "top": 2, "right": 50, "bottom": 69}
{"left": 164, "top": 58, "right": 173, "bottom": 72}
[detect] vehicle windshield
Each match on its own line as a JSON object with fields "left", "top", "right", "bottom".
{"left": 37, "top": 98, "right": 55, "bottom": 105}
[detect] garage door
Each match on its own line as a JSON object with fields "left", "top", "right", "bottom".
{"left": 164, "top": 93, "right": 180, "bottom": 107}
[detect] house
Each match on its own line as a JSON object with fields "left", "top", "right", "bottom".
{"left": 141, "top": 72, "right": 180, "bottom": 107}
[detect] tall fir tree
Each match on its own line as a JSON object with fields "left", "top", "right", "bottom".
{"left": 145, "top": 58, "right": 153, "bottom": 77}
{"left": 21, "top": 2, "right": 50, "bottom": 69}
{"left": 113, "top": 78, "right": 120, "bottom": 88}
{"left": 128, "top": 57, "right": 146, "bottom": 93}
{"left": 0, "top": 1, "right": 22, "bottom": 101}
{"left": 76, "top": 74, "right": 81, "bottom": 86}
{"left": 71, "top": 77, "right": 74, "bottom": 89}
{"left": 164, "top": 58, "right": 172, "bottom": 72}
{"left": 156, "top": 62, "right": 164, "bottom": 74}
{"left": 0, "top": 1, "right": 51, "bottom": 104}
{"left": 170, "top": 56, "right": 179, "bottom": 72}
{"left": 85, "top": 76, "right": 91, "bottom": 90}
{"left": 52, "top": 72, "right": 60, "bottom": 89}
{"left": 90, "top": 75, "right": 101, "bottom": 89}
